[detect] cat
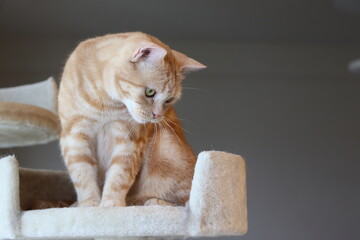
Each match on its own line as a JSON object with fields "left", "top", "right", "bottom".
{"left": 58, "top": 32, "right": 206, "bottom": 207}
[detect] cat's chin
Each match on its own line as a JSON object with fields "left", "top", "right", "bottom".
{"left": 130, "top": 113, "right": 163, "bottom": 124}
{"left": 137, "top": 119, "right": 162, "bottom": 124}
{"left": 133, "top": 117, "right": 163, "bottom": 124}
{"left": 130, "top": 115, "right": 150, "bottom": 124}
{"left": 132, "top": 118, "right": 147, "bottom": 124}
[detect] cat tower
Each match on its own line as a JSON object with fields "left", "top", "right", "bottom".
{"left": 0, "top": 78, "right": 248, "bottom": 240}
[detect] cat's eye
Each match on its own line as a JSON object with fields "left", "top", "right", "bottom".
{"left": 165, "top": 97, "right": 175, "bottom": 104}
{"left": 145, "top": 88, "right": 156, "bottom": 97}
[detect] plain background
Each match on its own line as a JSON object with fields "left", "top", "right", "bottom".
{"left": 0, "top": 1, "right": 360, "bottom": 239}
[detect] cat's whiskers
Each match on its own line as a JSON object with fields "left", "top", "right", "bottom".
{"left": 161, "top": 120, "right": 183, "bottom": 146}
{"left": 163, "top": 114, "right": 189, "bottom": 122}
{"left": 165, "top": 117, "right": 192, "bottom": 135}
{"left": 159, "top": 121, "right": 166, "bottom": 135}
{"left": 161, "top": 119, "right": 190, "bottom": 156}
{"left": 182, "top": 87, "right": 207, "bottom": 92}
{"left": 150, "top": 123, "right": 159, "bottom": 157}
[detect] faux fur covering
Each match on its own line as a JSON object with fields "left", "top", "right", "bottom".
{"left": 0, "top": 151, "right": 247, "bottom": 239}
{"left": 0, "top": 77, "right": 60, "bottom": 148}
{"left": 0, "top": 77, "right": 58, "bottom": 112}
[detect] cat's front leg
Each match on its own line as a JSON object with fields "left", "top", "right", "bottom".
{"left": 61, "top": 123, "right": 101, "bottom": 207}
{"left": 100, "top": 123, "right": 145, "bottom": 207}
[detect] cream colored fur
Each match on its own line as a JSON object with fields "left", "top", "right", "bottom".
{"left": 58, "top": 32, "right": 206, "bottom": 207}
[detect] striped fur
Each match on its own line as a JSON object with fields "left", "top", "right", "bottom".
{"left": 58, "top": 32, "right": 206, "bottom": 207}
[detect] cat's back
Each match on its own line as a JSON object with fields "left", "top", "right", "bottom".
{"left": 60, "top": 32, "right": 149, "bottom": 87}
{"left": 58, "top": 32, "right": 151, "bottom": 125}
{"left": 70, "top": 32, "right": 149, "bottom": 57}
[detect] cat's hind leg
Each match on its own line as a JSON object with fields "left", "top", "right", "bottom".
{"left": 132, "top": 125, "right": 196, "bottom": 207}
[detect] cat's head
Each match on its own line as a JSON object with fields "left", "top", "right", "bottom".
{"left": 105, "top": 34, "right": 206, "bottom": 124}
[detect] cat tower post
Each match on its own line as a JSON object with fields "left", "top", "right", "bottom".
{"left": 0, "top": 156, "right": 20, "bottom": 239}
{"left": 187, "top": 151, "right": 248, "bottom": 236}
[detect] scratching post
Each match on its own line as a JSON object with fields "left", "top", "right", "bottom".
{"left": 0, "top": 156, "right": 20, "bottom": 239}
{"left": 188, "top": 151, "right": 247, "bottom": 236}
{"left": 0, "top": 152, "right": 247, "bottom": 239}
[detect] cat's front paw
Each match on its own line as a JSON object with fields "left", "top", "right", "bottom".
{"left": 99, "top": 199, "right": 126, "bottom": 207}
{"left": 78, "top": 198, "right": 100, "bottom": 207}
{"left": 143, "top": 198, "right": 175, "bottom": 206}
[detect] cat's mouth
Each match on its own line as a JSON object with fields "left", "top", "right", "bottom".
{"left": 126, "top": 104, "right": 164, "bottom": 124}
{"left": 135, "top": 111, "right": 165, "bottom": 124}
{"left": 131, "top": 114, "right": 160, "bottom": 124}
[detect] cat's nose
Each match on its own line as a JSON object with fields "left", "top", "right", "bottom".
{"left": 152, "top": 112, "right": 161, "bottom": 119}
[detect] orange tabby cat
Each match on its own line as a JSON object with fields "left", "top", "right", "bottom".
{"left": 58, "top": 32, "right": 206, "bottom": 207}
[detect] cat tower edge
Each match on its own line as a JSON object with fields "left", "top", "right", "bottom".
{"left": 0, "top": 151, "right": 247, "bottom": 239}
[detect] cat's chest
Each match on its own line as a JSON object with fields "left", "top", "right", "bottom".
{"left": 95, "top": 117, "right": 138, "bottom": 169}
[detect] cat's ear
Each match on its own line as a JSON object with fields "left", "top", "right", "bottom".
{"left": 130, "top": 43, "right": 167, "bottom": 64}
{"left": 172, "top": 50, "right": 207, "bottom": 73}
